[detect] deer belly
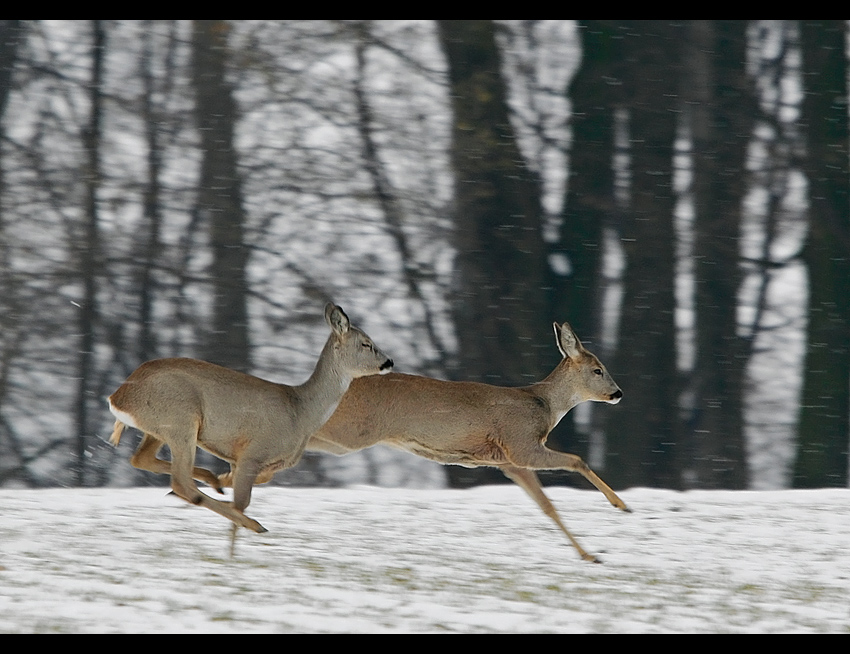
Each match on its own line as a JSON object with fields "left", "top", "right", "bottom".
{"left": 393, "top": 437, "right": 507, "bottom": 467}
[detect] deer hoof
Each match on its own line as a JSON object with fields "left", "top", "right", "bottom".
{"left": 246, "top": 519, "right": 267, "bottom": 534}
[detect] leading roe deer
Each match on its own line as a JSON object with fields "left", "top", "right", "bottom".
{"left": 107, "top": 303, "right": 393, "bottom": 546}
{"left": 223, "top": 320, "right": 627, "bottom": 563}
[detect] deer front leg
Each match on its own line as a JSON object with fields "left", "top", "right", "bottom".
{"left": 506, "top": 445, "right": 630, "bottom": 513}
{"left": 227, "top": 460, "right": 267, "bottom": 557}
{"left": 501, "top": 465, "right": 601, "bottom": 563}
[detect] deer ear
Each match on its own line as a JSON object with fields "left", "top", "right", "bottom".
{"left": 554, "top": 321, "right": 581, "bottom": 359}
{"left": 325, "top": 303, "right": 350, "bottom": 336}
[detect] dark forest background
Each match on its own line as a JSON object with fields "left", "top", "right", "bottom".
{"left": 0, "top": 21, "right": 846, "bottom": 492}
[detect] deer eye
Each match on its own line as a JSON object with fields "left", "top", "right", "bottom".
{"left": 593, "top": 368, "right": 603, "bottom": 376}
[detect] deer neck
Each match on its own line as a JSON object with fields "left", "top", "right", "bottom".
{"left": 528, "top": 359, "right": 584, "bottom": 429}
{"left": 291, "top": 338, "right": 352, "bottom": 433}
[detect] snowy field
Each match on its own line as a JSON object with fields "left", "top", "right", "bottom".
{"left": 1, "top": 484, "right": 849, "bottom": 633}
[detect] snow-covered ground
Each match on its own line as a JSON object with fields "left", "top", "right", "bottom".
{"left": 1, "top": 484, "right": 849, "bottom": 633}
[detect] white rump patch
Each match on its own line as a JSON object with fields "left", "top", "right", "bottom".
{"left": 108, "top": 401, "right": 140, "bottom": 431}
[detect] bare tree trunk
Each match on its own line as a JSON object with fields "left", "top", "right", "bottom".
{"left": 192, "top": 20, "right": 251, "bottom": 373}
{"left": 0, "top": 20, "right": 20, "bottom": 121}
{"left": 0, "top": 20, "right": 25, "bottom": 484}
{"left": 136, "top": 21, "right": 176, "bottom": 365}
{"left": 75, "top": 20, "right": 106, "bottom": 486}
{"left": 549, "top": 20, "right": 621, "bottom": 460}
{"left": 685, "top": 20, "right": 754, "bottom": 489}
{"left": 351, "top": 23, "right": 447, "bottom": 372}
{"left": 436, "top": 20, "right": 548, "bottom": 487}
{"left": 0, "top": 20, "right": 24, "bottom": 334}
{"left": 795, "top": 20, "right": 850, "bottom": 488}
{"left": 604, "top": 21, "right": 682, "bottom": 490}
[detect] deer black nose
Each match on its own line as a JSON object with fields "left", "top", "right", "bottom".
{"left": 610, "top": 389, "right": 623, "bottom": 400}
{"left": 380, "top": 358, "right": 394, "bottom": 371}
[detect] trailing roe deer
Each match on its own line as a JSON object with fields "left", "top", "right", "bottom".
{"left": 107, "top": 303, "right": 393, "bottom": 547}
{"left": 224, "top": 321, "right": 626, "bottom": 563}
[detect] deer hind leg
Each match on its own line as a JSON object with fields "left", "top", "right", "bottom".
{"left": 217, "top": 464, "right": 276, "bottom": 489}
{"left": 507, "top": 446, "right": 630, "bottom": 512}
{"left": 109, "top": 420, "right": 125, "bottom": 446}
{"left": 149, "top": 419, "right": 266, "bottom": 534}
{"left": 128, "top": 432, "right": 224, "bottom": 494}
{"left": 500, "top": 465, "right": 601, "bottom": 564}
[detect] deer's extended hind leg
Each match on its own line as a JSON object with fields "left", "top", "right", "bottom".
{"left": 217, "top": 464, "right": 276, "bottom": 489}
{"left": 129, "top": 432, "right": 224, "bottom": 494}
{"left": 501, "top": 465, "right": 601, "bottom": 563}
{"left": 506, "top": 446, "right": 630, "bottom": 512}
{"left": 158, "top": 421, "right": 266, "bottom": 534}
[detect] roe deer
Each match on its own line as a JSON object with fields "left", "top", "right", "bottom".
{"left": 107, "top": 303, "right": 393, "bottom": 545}
{"left": 222, "top": 321, "right": 626, "bottom": 563}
